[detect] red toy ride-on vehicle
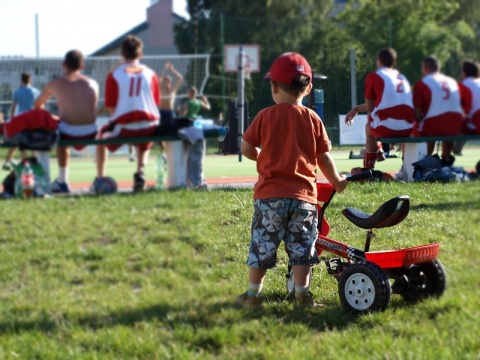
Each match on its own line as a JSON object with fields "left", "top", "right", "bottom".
{"left": 286, "top": 170, "right": 447, "bottom": 314}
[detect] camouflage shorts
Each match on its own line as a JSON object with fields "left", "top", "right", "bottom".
{"left": 246, "top": 198, "right": 319, "bottom": 269}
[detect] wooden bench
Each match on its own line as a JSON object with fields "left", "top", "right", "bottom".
{"left": 377, "top": 134, "right": 480, "bottom": 181}
{"left": 1, "top": 127, "right": 227, "bottom": 189}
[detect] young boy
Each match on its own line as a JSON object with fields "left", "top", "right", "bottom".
{"left": 238, "top": 52, "right": 348, "bottom": 307}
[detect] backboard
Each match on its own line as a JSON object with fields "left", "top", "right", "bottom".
{"left": 224, "top": 44, "right": 260, "bottom": 73}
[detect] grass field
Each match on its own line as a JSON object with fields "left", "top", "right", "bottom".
{"left": 3, "top": 144, "right": 478, "bottom": 185}
{"left": 0, "top": 178, "right": 479, "bottom": 358}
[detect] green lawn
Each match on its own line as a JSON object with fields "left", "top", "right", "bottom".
{"left": 4, "top": 144, "right": 477, "bottom": 184}
{"left": 0, "top": 180, "right": 479, "bottom": 358}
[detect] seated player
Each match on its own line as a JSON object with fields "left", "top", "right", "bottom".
{"left": 34, "top": 49, "right": 99, "bottom": 193}
{"left": 93, "top": 35, "right": 160, "bottom": 192}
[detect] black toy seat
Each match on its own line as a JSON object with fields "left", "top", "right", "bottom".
{"left": 342, "top": 195, "right": 410, "bottom": 229}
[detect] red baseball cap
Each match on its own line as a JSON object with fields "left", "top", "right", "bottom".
{"left": 265, "top": 52, "right": 312, "bottom": 85}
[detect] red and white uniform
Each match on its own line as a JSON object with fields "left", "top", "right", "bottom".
{"left": 412, "top": 72, "right": 463, "bottom": 136}
{"left": 458, "top": 76, "right": 480, "bottom": 134}
{"left": 102, "top": 61, "right": 160, "bottom": 152}
{"left": 365, "top": 67, "right": 414, "bottom": 138}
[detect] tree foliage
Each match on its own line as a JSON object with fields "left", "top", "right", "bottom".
{"left": 173, "top": 0, "right": 477, "bottom": 126}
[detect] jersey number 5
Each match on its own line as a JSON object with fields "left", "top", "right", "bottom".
{"left": 441, "top": 82, "right": 450, "bottom": 100}
{"left": 129, "top": 76, "right": 142, "bottom": 97}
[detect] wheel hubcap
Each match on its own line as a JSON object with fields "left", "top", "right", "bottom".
{"left": 345, "top": 273, "right": 376, "bottom": 310}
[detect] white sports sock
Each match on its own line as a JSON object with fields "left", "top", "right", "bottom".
{"left": 57, "top": 167, "right": 69, "bottom": 183}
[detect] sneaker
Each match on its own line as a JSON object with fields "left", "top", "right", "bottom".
{"left": 376, "top": 148, "right": 386, "bottom": 162}
{"left": 295, "top": 292, "right": 315, "bottom": 307}
{"left": 2, "top": 163, "right": 11, "bottom": 171}
{"left": 133, "top": 172, "right": 146, "bottom": 192}
{"left": 393, "top": 170, "right": 405, "bottom": 181}
{"left": 50, "top": 179, "right": 70, "bottom": 194}
{"left": 236, "top": 292, "right": 262, "bottom": 307}
{"left": 441, "top": 155, "right": 455, "bottom": 167}
{"left": 193, "top": 183, "right": 209, "bottom": 191}
{"left": 349, "top": 151, "right": 354, "bottom": 159}
{"left": 129, "top": 154, "right": 135, "bottom": 162}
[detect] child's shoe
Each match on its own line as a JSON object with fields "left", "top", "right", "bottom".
{"left": 236, "top": 292, "right": 262, "bottom": 307}
{"left": 295, "top": 292, "right": 315, "bottom": 307}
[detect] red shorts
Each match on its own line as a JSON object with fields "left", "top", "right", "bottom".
{"left": 100, "top": 124, "right": 156, "bottom": 152}
{"left": 411, "top": 116, "right": 462, "bottom": 137}
{"left": 59, "top": 131, "right": 97, "bottom": 151}
{"left": 370, "top": 125, "right": 412, "bottom": 139}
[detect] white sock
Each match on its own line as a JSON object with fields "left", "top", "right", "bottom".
{"left": 247, "top": 283, "right": 263, "bottom": 296}
{"left": 295, "top": 285, "right": 310, "bottom": 296}
{"left": 57, "top": 167, "right": 68, "bottom": 183}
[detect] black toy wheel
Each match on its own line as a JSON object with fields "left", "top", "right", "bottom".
{"left": 338, "top": 261, "right": 391, "bottom": 313}
{"left": 286, "top": 266, "right": 313, "bottom": 295}
{"left": 400, "top": 259, "right": 447, "bottom": 303}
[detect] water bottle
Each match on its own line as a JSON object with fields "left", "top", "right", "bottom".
{"left": 21, "top": 161, "right": 35, "bottom": 199}
{"left": 155, "top": 153, "right": 167, "bottom": 190}
{"left": 193, "top": 119, "right": 214, "bottom": 129}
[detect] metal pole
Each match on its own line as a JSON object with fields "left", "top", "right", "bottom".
{"left": 35, "top": 13, "right": 40, "bottom": 58}
{"left": 350, "top": 48, "right": 357, "bottom": 109}
{"left": 220, "top": 13, "right": 226, "bottom": 119}
{"left": 237, "top": 46, "right": 245, "bottom": 162}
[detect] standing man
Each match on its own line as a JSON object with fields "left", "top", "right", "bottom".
{"left": 93, "top": 35, "right": 160, "bottom": 192}
{"left": 345, "top": 48, "right": 414, "bottom": 169}
{"left": 3, "top": 72, "right": 40, "bottom": 170}
{"left": 159, "top": 61, "right": 183, "bottom": 125}
{"left": 35, "top": 50, "right": 99, "bottom": 193}
{"left": 412, "top": 56, "right": 463, "bottom": 166}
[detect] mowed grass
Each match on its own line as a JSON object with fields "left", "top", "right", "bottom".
{"left": 0, "top": 180, "right": 479, "bottom": 359}
{"left": 8, "top": 144, "right": 479, "bottom": 185}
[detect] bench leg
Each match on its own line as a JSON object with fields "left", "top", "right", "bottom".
{"left": 165, "top": 141, "right": 187, "bottom": 189}
{"left": 402, "top": 143, "right": 427, "bottom": 181}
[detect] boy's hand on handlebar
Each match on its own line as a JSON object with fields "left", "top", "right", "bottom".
{"left": 333, "top": 176, "right": 348, "bottom": 193}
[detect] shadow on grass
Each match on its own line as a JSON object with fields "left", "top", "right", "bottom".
{"left": 0, "top": 293, "right": 421, "bottom": 336}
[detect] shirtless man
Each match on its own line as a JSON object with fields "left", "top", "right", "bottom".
{"left": 35, "top": 49, "right": 99, "bottom": 193}
{"left": 159, "top": 61, "right": 183, "bottom": 125}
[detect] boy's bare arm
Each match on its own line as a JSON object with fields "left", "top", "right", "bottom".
{"left": 317, "top": 152, "right": 347, "bottom": 193}
{"left": 241, "top": 140, "right": 259, "bottom": 161}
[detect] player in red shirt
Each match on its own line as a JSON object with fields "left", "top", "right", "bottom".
{"left": 412, "top": 56, "right": 463, "bottom": 166}
{"left": 94, "top": 35, "right": 160, "bottom": 192}
{"left": 345, "top": 48, "right": 414, "bottom": 169}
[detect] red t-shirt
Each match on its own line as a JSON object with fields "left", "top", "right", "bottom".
{"left": 242, "top": 103, "right": 331, "bottom": 204}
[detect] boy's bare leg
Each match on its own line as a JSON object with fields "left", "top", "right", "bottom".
{"left": 292, "top": 265, "right": 311, "bottom": 287}
{"left": 248, "top": 266, "right": 267, "bottom": 285}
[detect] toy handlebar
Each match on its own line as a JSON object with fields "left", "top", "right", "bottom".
{"left": 346, "top": 169, "right": 373, "bottom": 182}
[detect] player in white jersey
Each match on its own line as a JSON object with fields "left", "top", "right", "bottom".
{"left": 454, "top": 60, "right": 480, "bottom": 155}
{"left": 458, "top": 60, "right": 480, "bottom": 135}
{"left": 345, "top": 48, "right": 414, "bottom": 169}
{"left": 412, "top": 56, "right": 463, "bottom": 165}
{"left": 94, "top": 35, "right": 161, "bottom": 192}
